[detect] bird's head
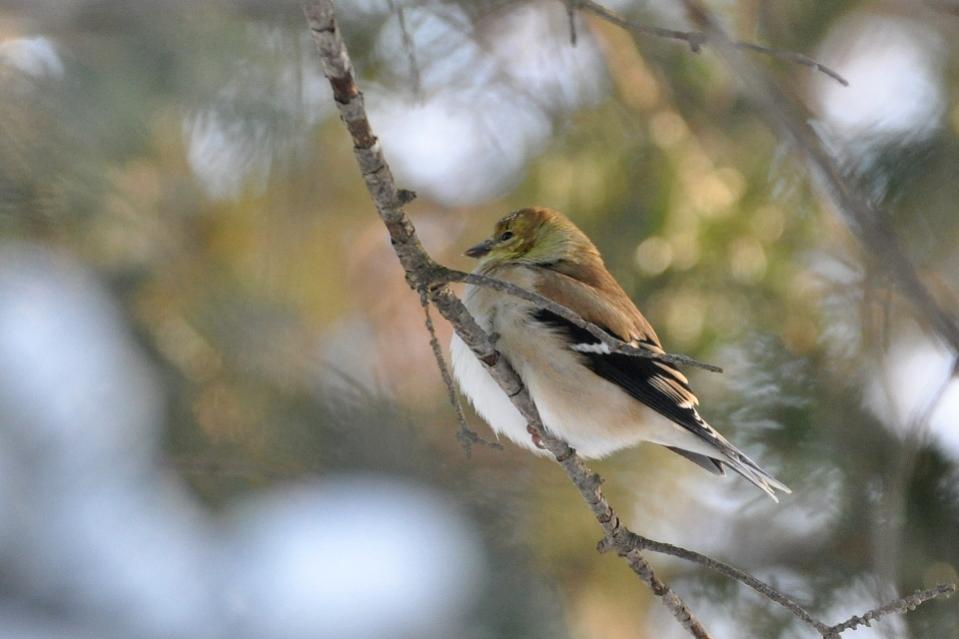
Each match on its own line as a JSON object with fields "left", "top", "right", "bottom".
{"left": 464, "top": 207, "right": 600, "bottom": 269}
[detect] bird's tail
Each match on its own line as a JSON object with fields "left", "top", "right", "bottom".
{"left": 712, "top": 438, "right": 791, "bottom": 502}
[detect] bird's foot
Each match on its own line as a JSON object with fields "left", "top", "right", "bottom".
{"left": 526, "top": 424, "right": 545, "bottom": 449}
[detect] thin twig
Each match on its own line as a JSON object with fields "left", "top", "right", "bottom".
{"left": 419, "top": 291, "right": 502, "bottom": 456}
{"left": 574, "top": 0, "right": 848, "bottom": 86}
{"left": 600, "top": 529, "right": 831, "bottom": 633}
{"left": 440, "top": 268, "right": 724, "bottom": 373}
{"left": 565, "top": 0, "right": 578, "bottom": 46}
{"left": 628, "top": 551, "right": 711, "bottom": 639}
{"left": 604, "top": 526, "right": 956, "bottom": 637}
{"left": 824, "top": 585, "right": 956, "bottom": 637}
{"left": 387, "top": 0, "right": 422, "bottom": 98}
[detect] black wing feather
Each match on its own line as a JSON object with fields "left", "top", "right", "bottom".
{"left": 532, "top": 309, "right": 715, "bottom": 442}
{"left": 531, "top": 310, "right": 790, "bottom": 498}
{"left": 585, "top": 351, "right": 708, "bottom": 433}
{"left": 666, "top": 447, "right": 725, "bottom": 475}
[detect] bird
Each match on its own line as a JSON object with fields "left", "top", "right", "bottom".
{"left": 450, "top": 206, "right": 790, "bottom": 501}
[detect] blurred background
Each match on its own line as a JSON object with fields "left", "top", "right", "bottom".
{"left": 0, "top": 0, "right": 958, "bottom": 637}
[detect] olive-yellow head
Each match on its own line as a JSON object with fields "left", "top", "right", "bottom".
{"left": 464, "top": 207, "right": 601, "bottom": 270}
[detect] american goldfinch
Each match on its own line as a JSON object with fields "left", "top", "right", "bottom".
{"left": 450, "top": 207, "right": 790, "bottom": 501}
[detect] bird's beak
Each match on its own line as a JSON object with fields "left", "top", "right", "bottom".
{"left": 464, "top": 239, "right": 493, "bottom": 258}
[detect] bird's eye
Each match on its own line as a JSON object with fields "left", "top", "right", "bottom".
{"left": 498, "top": 231, "right": 514, "bottom": 242}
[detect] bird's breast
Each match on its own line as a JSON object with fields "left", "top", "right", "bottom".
{"left": 463, "top": 265, "right": 539, "bottom": 334}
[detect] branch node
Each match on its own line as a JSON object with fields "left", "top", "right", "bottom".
{"left": 596, "top": 510, "right": 620, "bottom": 531}
{"left": 687, "top": 31, "right": 706, "bottom": 53}
{"left": 396, "top": 188, "right": 417, "bottom": 205}
{"left": 580, "top": 471, "right": 603, "bottom": 492}
{"left": 480, "top": 351, "right": 499, "bottom": 367}
{"left": 597, "top": 535, "right": 616, "bottom": 553}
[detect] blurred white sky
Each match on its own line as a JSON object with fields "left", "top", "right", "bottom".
{"left": 866, "top": 330, "right": 959, "bottom": 460}
{"left": 0, "top": 36, "right": 62, "bottom": 78}
{"left": 813, "top": 13, "right": 945, "bottom": 146}
{"left": 225, "top": 477, "right": 483, "bottom": 639}
{"left": 365, "top": 1, "right": 608, "bottom": 204}
{"left": 182, "top": 1, "right": 606, "bottom": 204}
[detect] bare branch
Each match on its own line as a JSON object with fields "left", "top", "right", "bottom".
{"left": 627, "top": 550, "right": 712, "bottom": 639}
{"left": 387, "top": 0, "right": 422, "bottom": 97}
{"left": 604, "top": 527, "right": 956, "bottom": 636}
{"left": 303, "top": 2, "right": 953, "bottom": 636}
{"left": 549, "top": 450, "right": 714, "bottom": 637}
{"left": 439, "top": 268, "right": 723, "bottom": 373}
{"left": 574, "top": 0, "right": 849, "bottom": 86}
{"left": 303, "top": 2, "right": 712, "bottom": 635}
{"left": 565, "top": 0, "right": 578, "bottom": 46}
{"left": 734, "top": 42, "right": 848, "bottom": 87}
{"left": 824, "top": 585, "right": 956, "bottom": 637}
{"left": 419, "top": 292, "right": 502, "bottom": 455}
{"left": 600, "top": 529, "right": 831, "bottom": 633}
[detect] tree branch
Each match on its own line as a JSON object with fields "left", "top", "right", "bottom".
{"left": 304, "top": 2, "right": 712, "bottom": 636}
{"left": 600, "top": 529, "right": 831, "bottom": 633}
{"left": 574, "top": 0, "right": 849, "bottom": 87}
{"left": 602, "top": 527, "right": 955, "bottom": 636}
{"left": 386, "top": 0, "right": 422, "bottom": 98}
{"left": 303, "top": 1, "right": 954, "bottom": 636}
{"left": 419, "top": 292, "right": 502, "bottom": 455}
{"left": 564, "top": 0, "right": 578, "bottom": 46}
{"left": 824, "top": 585, "right": 957, "bottom": 637}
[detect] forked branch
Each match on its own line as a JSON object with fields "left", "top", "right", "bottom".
{"left": 303, "top": 1, "right": 954, "bottom": 636}
{"left": 573, "top": 0, "right": 849, "bottom": 86}
{"left": 304, "top": 2, "right": 711, "bottom": 636}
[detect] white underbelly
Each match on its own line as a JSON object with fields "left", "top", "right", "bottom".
{"left": 450, "top": 333, "right": 540, "bottom": 453}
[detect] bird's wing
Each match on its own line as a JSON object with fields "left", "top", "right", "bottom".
{"left": 529, "top": 306, "right": 714, "bottom": 441}
{"left": 532, "top": 265, "right": 731, "bottom": 450}
{"left": 532, "top": 266, "right": 790, "bottom": 498}
{"left": 532, "top": 265, "right": 703, "bottom": 419}
{"left": 537, "top": 259, "right": 662, "bottom": 346}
